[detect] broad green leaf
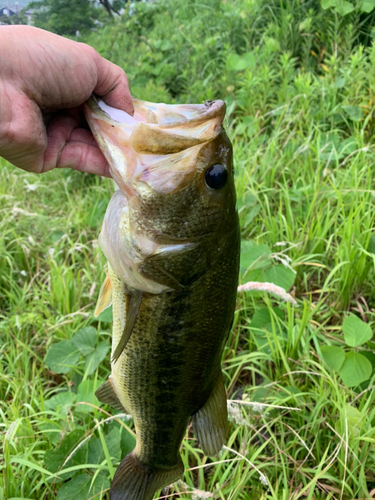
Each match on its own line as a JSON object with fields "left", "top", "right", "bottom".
{"left": 321, "top": 0, "right": 336, "bottom": 9}
{"left": 250, "top": 307, "right": 283, "bottom": 329}
{"left": 44, "top": 430, "right": 87, "bottom": 480}
{"left": 321, "top": 345, "right": 346, "bottom": 372}
{"left": 56, "top": 474, "right": 91, "bottom": 500}
{"left": 45, "top": 392, "right": 76, "bottom": 414}
{"left": 39, "top": 422, "right": 63, "bottom": 445}
{"left": 262, "top": 265, "right": 295, "bottom": 291}
{"left": 103, "top": 427, "right": 122, "bottom": 460}
{"left": 250, "top": 307, "right": 285, "bottom": 353}
{"left": 342, "top": 313, "right": 373, "bottom": 347}
{"left": 237, "top": 191, "right": 258, "bottom": 211}
{"left": 240, "top": 240, "right": 271, "bottom": 274}
{"left": 342, "top": 105, "right": 364, "bottom": 121}
{"left": 264, "top": 36, "right": 280, "bottom": 52}
{"left": 88, "top": 437, "right": 104, "bottom": 465}
{"left": 345, "top": 404, "right": 364, "bottom": 437}
{"left": 88, "top": 428, "right": 122, "bottom": 465}
{"left": 84, "top": 342, "right": 110, "bottom": 376}
{"left": 361, "top": 350, "right": 375, "bottom": 368}
{"left": 45, "top": 340, "right": 80, "bottom": 374}
{"left": 244, "top": 205, "right": 261, "bottom": 226}
{"left": 339, "top": 352, "right": 372, "bottom": 387}
{"left": 334, "top": 76, "right": 346, "bottom": 88}
{"left": 89, "top": 472, "right": 110, "bottom": 498}
{"left": 50, "top": 230, "right": 65, "bottom": 243}
{"left": 337, "top": 1, "right": 355, "bottom": 15}
{"left": 160, "top": 39, "right": 172, "bottom": 51}
{"left": 360, "top": 0, "right": 375, "bottom": 12}
{"left": 121, "top": 428, "right": 136, "bottom": 456}
{"left": 338, "top": 137, "right": 357, "bottom": 156}
{"left": 227, "top": 52, "right": 255, "bottom": 72}
{"left": 76, "top": 380, "right": 102, "bottom": 412}
{"left": 72, "top": 327, "right": 97, "bottom": 356}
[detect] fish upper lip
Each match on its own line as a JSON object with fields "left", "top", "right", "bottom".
{"left": 86, "top": 94, "right": 226, "bottom": 129}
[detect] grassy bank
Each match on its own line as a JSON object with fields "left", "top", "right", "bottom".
{"left": 1, "top": 1, "right": 375, "bottom": 499}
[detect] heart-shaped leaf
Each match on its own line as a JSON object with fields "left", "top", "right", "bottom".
{"left": 343, "top": 314, "right": 373, "bottom": 347}
{"left": 321, "top": 345, "right": 346, "bottom": 372}
{"left": 339, "top": 352, "right": 372, "bottom": 387}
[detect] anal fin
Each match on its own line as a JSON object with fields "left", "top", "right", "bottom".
{"left": 110, "top": 452, "right": 184, "bottom": 500}
{"left": 192, "top": 373, "right": 227, "bottom": 456}
{"left": 95, "top": 377, "right": 128, "bottom": 413}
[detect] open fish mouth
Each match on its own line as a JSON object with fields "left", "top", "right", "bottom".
{"left": 84, "top": 95, "right": 226, "bottom": 194}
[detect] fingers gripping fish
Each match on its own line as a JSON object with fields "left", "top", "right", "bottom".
{"left": 84, "top": 96, "right": 240, "bottom": 500}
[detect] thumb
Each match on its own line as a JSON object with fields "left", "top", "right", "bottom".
{"left": 93, "top": 52, "right": 134, "bottom": 116}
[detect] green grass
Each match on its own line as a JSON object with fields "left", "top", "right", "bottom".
{"left": 1, "top": 0, "right": 375, "bottom": 498}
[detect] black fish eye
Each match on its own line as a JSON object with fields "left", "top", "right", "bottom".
{"left": 204, "top": 164, "right": 228, "bottom": 190}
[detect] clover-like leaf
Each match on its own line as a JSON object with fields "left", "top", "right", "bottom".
{"left": 339, "top": 352, "right": 372, "bottom": 387}
{"left": 321, "top": 345, "right": 346, "bottom": 372}
{"left": 342, "top": 314, "right": 373, "bottom": 347}
{"left": 262, "top": 265, "right": 295, "bottom": 291}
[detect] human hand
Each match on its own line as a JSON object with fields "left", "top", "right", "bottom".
{"left": 0, "top": 26, "right": 134, "bottom": 177}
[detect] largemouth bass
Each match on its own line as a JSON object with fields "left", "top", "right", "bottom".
{"left": 84, "top": 95, "right": 240, "bottom": 500}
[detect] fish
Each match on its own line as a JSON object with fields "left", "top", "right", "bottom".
{"left": 84, "top": 95, "right": 240, "bottom": 500}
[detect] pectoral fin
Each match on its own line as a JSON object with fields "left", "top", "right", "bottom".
{"left": 95, "top": 377, "right": 128, "bottom": 413}
{"left": 192, "top": 373, "right": 228, "bottom": 456}
{"left": 140, "top": 242, "right": 207, "bottom": 289}
{"left": 94, "top": 274, "right": 112, "bottom": 317}
{"left": 111, "top": 289, "right": 143, "bottom": 364}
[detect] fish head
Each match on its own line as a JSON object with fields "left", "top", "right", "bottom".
{"left": 84, "top": 96, "right": 238, "bottom": 292}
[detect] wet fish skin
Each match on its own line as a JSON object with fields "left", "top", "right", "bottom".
{"left": 84, "top": 96, "right": 240, "bottom": 500}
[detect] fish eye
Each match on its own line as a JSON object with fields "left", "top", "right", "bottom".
{"left": 204, "top": 164, "right": 228, "bottom": 190}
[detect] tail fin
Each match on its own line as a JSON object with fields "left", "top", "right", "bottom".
{"left": 110, "top": 452, "right": 184, "bottom": 500}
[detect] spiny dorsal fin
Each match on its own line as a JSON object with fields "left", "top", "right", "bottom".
{"left": 192, "top": 372, "right": 227, "bottom": 456}
{"left": 111, "top": 289, "right": 143, "bottom": 364}
{"left": 94, "top": 274, "right": 112, "bottom": 317}
{"left": 95, "top": 377, "right": 127, "bottom": 413}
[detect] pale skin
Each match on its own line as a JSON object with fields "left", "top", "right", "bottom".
{"left": 0, "top": 26, "right": 134, "bottom": 177}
